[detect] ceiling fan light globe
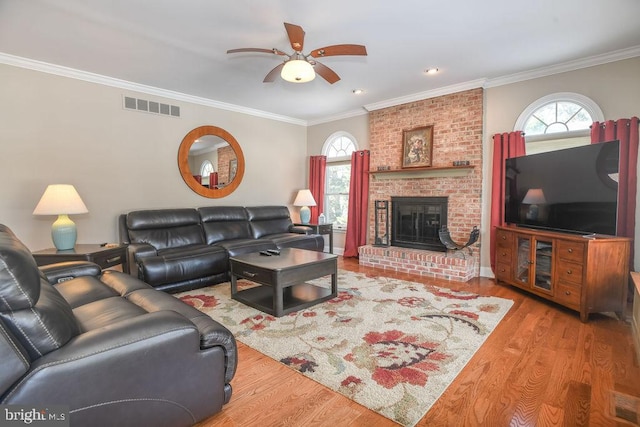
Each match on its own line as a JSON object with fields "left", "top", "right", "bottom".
{"left": 281, "top": 59, "right": 315, "bottom": 83}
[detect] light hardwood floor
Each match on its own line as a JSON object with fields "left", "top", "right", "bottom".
{"left": 196, "top": 257, "right": 640, "bottom": 426}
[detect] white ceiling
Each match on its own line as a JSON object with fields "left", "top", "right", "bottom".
{"left": 1, "top": 0, "right": 640, "bottom": 124}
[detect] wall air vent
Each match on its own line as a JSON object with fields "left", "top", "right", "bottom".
{"left": 123, "top": 96, "right": 180, "bottom": 118}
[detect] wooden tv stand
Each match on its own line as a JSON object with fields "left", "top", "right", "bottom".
{"left": 494, "top": 225, "right": 631, "bottom": 322}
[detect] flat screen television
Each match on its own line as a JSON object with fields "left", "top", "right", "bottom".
{"left": 504, "top": 140, "right": 619, "bottom": 236}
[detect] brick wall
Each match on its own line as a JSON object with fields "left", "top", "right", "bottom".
{"left": 367, "top": 88, "right": 484, "bottom": 271}
{"left": 217, "top": 145, "right": 236, "bottom": 185}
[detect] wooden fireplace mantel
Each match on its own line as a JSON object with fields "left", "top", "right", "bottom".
{"left": 369, "top": 165, "right": 474, "bottom": 180}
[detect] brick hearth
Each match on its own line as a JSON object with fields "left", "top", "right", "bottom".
{"left": 359, "top": 245, "right": 477, "bottom": 282}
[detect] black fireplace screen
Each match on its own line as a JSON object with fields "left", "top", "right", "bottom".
{"left": 391, "top": 196, "right": 448, "bottom": 251}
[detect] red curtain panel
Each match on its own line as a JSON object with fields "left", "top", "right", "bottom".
{"left": 591, "top": 117, "right": 639, "bottom": 268}
{"left": 344, "top": 150, "right": 370, "bottom": 258}
{"left": 309, "top": 155, "right": 326, "bottom": 224}
{"left": 490, "top": 132, "right": 526, "bottom": 273}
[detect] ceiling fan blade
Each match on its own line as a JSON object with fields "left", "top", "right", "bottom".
{"left": 263, "top": 63, "right": 285, "bottom": 82}
{"left": 310, "top": 44, "right": 368, "bottom": 58}
{"left": 227, "top": 48, "right": 287, "bottom": 56}
{"left": 284, "top": 22, "right": 305, "bottom": 52}
{"left": 313, "top": 61, "right": 340, "bottom": 84}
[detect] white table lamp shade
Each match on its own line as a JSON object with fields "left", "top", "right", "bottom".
{"left": 33, "top": 184, "right": 88, "bottom": 250}
{"left": 293, "top": 189, "right": 317, "bottom": 225}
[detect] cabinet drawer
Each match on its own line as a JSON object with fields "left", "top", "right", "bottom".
{"left": 92, "top": 251, "right": 125, "bottom": 268}
{"left": 557, "top": 241, "right": 585, "bottom": 263}
{"left": 231, "top": 262, "right": 272, "bottom": 284}
{"left": 556, "top": 261, "right": 584, "bottom": 285}
{"left": 496, "top": 247, "right": 512, "bottom": 263}
{"left": 495, "top": 262, "right": 512, "bottom": 281}
{"left": 496, "top": 229, "right": 513, "bottom": 247}
{"left": 555, "top": 281, "right": 581, "bottom": 309}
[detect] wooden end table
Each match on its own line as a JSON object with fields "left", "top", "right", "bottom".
{"left": 230, "top": 248, "right": 338, "bottom": 317}
{"left": 32, "top": 244, "right": 128, "bottom": 272}
{"left": 294, "top": 222, "right": 333, "bottom": 253}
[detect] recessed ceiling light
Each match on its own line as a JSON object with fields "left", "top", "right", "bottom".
{"left": 424, "top": 68, "right": 439, "bottom": 75}
{"left": 352, "top": 89, "right": 364, "bottom": 95}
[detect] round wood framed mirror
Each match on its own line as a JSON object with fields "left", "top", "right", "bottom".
{"left": 178, "top": 125, "right": 245, "bottom": 198}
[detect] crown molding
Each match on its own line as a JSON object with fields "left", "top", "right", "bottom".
{"left": 0, "top": 52, "right": 307, "bottom": 126}
{"left": 363, "top": 79, "right": 487, "bottom": 112}
{"left": 306, "top": 107, "right": 369, "bottom": 126}
{"left": 484, "top": 45, "right": 640, "bottom": 88}
{"left": 360, "top": 45, "right": 640, "bottom": 114}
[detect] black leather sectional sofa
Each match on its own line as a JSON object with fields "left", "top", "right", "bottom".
{"left": 0, "top": 224, "right": 237, "bottom": 426}
{"left": 119, "top": 205, "right": 325, "bottom": 293}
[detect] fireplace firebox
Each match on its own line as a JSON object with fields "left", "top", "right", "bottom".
{"left": 391, "top": 196, "right": 447, "bottom": 252}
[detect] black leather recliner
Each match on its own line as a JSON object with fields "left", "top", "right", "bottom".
{"left": 0, "top": 224, "right": 237, "bottom": 427}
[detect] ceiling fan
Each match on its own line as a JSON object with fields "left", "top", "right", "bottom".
{"left": 227, "top": 22, "right": 367, "bottom": 84}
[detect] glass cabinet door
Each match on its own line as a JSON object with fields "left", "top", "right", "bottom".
{"left": 533, "top": 239, "right": 553, "bottom": 292}
{"left": 515, "top": 237, "right": 531, "bottom": 286}
{"left": 515, "top": 235, "right": 554, "bottom": 293}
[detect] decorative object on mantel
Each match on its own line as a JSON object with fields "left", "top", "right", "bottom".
{"left": 439, "top": 225, "right": 480, "bottom": 259}
{"left": 293, "top": 189, "right": 317, "bottom": 224}
{"left": 402, "top": 125, "right": 434, "bottom": 169}
{"left": 373, "top": 200, "right": 390, "bottom": 246}
{"left": 33, "top": 184, "right": 89, "bottom": 250}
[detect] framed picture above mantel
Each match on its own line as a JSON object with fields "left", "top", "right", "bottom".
{"left": 401, "top": 125, "right": 433, "bottom": 169}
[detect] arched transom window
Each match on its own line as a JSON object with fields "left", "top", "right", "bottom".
{"left": 322, "top": 132, "right": 359, "bottom": 230}
{"left": 200, "top": 160, "right": 214, "bottom": 177}
{"left": 523, "top": 101, "right": 592, "bottom": 135}
{"left": 515, "top": 93, "right": 604, "bottom": 154}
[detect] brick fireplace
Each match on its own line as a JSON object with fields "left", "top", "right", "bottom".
{"left": 359, "top": 88, "right": 483, "bottom": 281}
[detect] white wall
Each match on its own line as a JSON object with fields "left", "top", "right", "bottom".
{"left": 307, "top": 114, "right": 370, "bottom": 253}
{"left": 0, "top": 64, "right": 307, "bottom": 250}
{"left": 482, "top": 57, "right": 640, "bottom": 276}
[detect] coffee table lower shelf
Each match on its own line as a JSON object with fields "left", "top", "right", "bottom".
{"left": 232, "top": 283, "right": 335, "bottom": 317}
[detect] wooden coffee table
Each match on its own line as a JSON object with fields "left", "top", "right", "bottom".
{"left": 229, "top": 248, "right": 338, "bottom": 317}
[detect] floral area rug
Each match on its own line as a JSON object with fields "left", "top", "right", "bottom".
{"left": 176, "top": 270, "right": 513, "bottom": 426}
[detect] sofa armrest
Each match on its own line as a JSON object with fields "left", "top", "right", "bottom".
{"left": 3, "top": 311, "right": 233, "bottom": 423}
{"left": 40, "top": 261, "right": 102, "bottom": 284}
{"left": 289, "top": 225, "right": 313, "bottom": 235}
{"left": 124, "top": 242, "right": 157, "bottom": 275}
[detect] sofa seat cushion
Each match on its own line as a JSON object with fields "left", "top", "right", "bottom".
{"left": 214, "top": 239, "right": 277, "bottom": 257}
{"left": 58, "top": 270, "right": 150, "bottom": 304}
{"left": 54, "top": 276, "right": 119, "bottom": 308}
{"left": 139, "top": 245, "right": 228, "bottom": 287}
{"left": 265, "top": 233, "right": 325, "bottom": 251}
{"left": 72, "top": 296, "right": 147, "bottom": 332}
